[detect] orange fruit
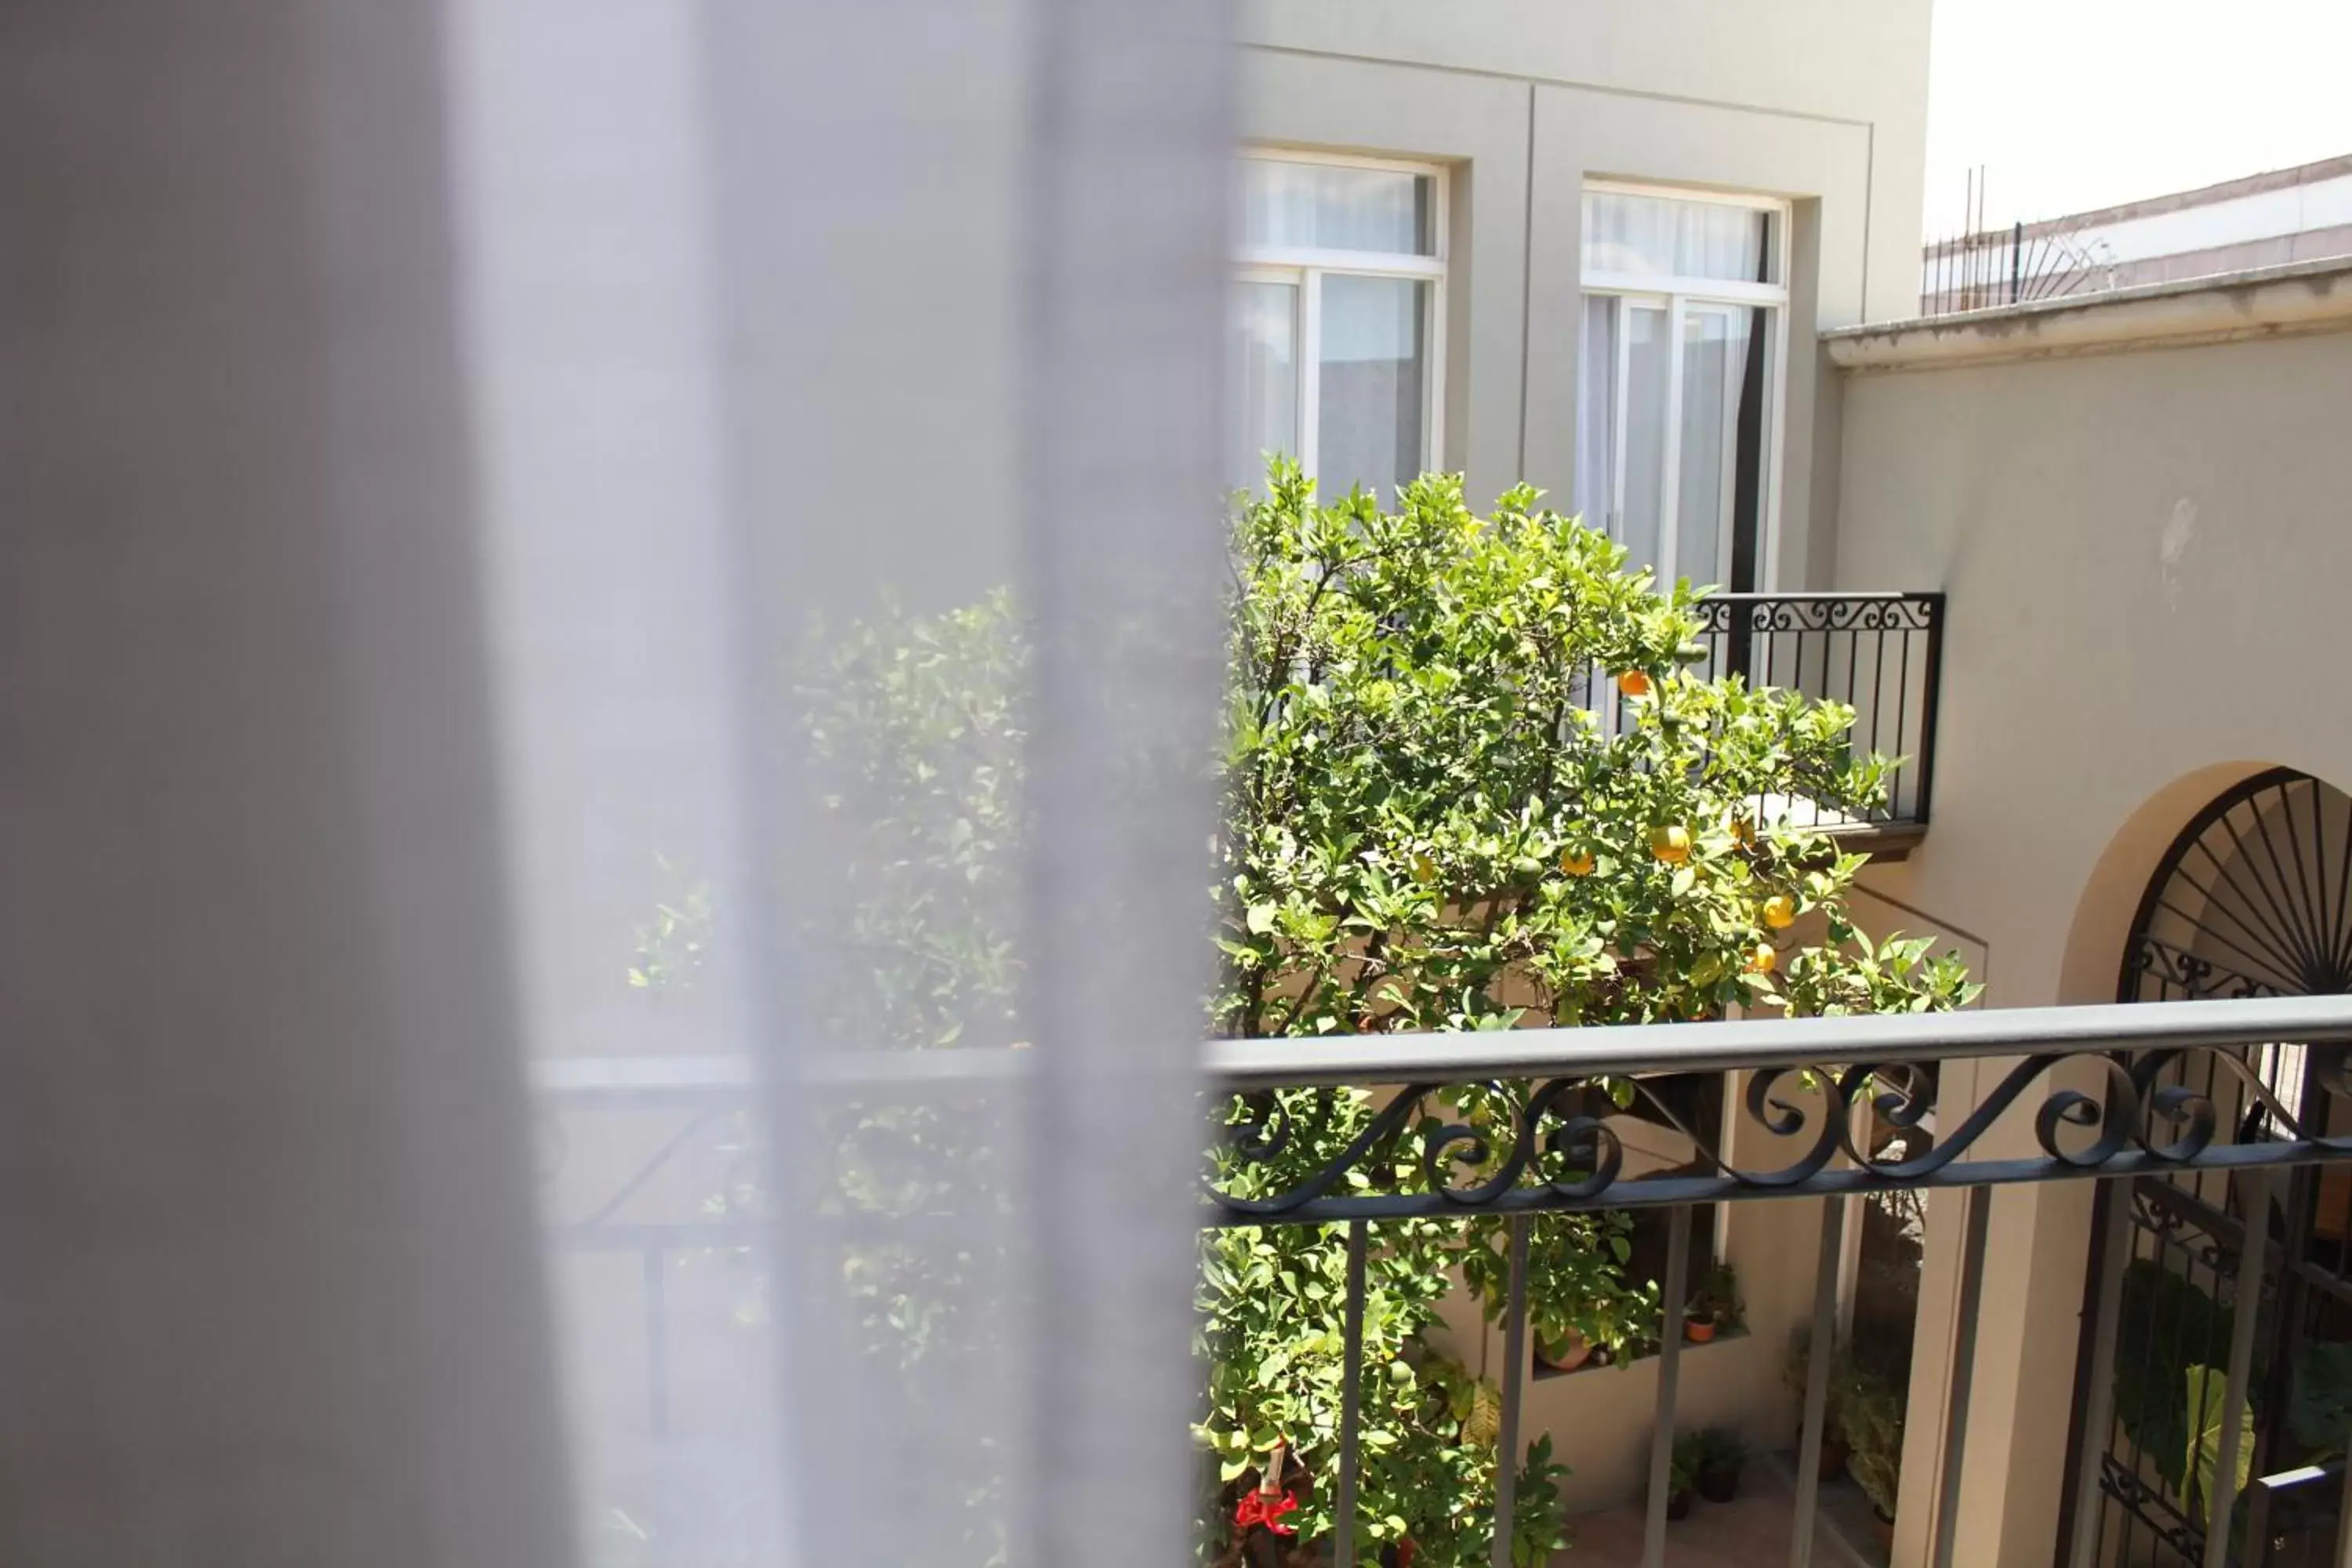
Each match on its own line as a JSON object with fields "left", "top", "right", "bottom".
{"left": 1762, "top": 895, "right": 1797, "bottom": 930}
{"left": 1747, "top": 942, "right": 1778, "bottom": 975}
{"left": 1617, "top": 670, "right": 1653, "bottom": 699}
{"left": 1410, "top": 852, "right": 1439, "bottom": 884}
{"left": 1559, "top": 848, "right": 1595, "bottom": 877}
{"left": 1732, "top": 818, "right": 1755, "bottom": 848}
{"left": 1650, "top": 825, "right": 1692, "bottom": 864}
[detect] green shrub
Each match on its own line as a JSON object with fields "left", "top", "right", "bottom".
{"left": 662, "top": 461, "right": 1976, "bottom": 1566}
{"left": 1200, "top": 464, "right": 1969, "bottom": 1562}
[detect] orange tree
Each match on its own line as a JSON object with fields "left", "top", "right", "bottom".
{"left": 1194, "top": 462, "right": 1972, "bottom": 1566}
{"left": 682, "top": 461, "right": 1973, "bottom": 1566}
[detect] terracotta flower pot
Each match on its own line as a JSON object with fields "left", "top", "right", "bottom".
{"left": 1684, "top": 1317, "right": 1717, "bottom": 1344}
{"left": 1537, "top": 1330, "right": 1593, "bottom": 1374}
{"left": 1697, "top": 1462, "right": 1741, "bottom": 1504}
{"left": 1870, "top": 1508, "right": 1896, "bottom": 1555}
{"left": 1665, "top": 1489, "right": 1693, "bottom": 1523}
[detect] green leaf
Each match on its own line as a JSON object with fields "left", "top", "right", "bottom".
{"left": 2185, "top": 1363, "right": 2256, "bottom": 1511}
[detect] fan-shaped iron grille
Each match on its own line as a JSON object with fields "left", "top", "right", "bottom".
{"left": 2120, "top": 767, "right": 2352, "bottom": 1005}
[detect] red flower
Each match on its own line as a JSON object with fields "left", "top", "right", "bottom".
{"left": 1234, "top": 1490, "right": 1299, "bottom": 1536}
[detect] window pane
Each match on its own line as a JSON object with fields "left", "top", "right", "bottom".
{"left": 1316, "top": 274, "right": 1428, "bottom": 500}
{"left": 1230, "top": 281, "right": 1299, "bottom": 493}
{"left": 1584, "top": 191, "right": 1772, "bottom": 284}
{"left": 1242, "top": 159, "right": 1434, "bottom": 255}
{"left": 1573, "top": 295, "right": 1617, "bottom": 529}
{"left": 1676, "top": 306, "right": 1751, "bottom": 586}
{"left": 1619, "top": 303, "right": 1671, "bottom": 579}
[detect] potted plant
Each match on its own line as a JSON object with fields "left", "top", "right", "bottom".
{"left": 1686, "top": 1261, "right": 1744, "bottom": 1344}
{"left": 1461, "top": 1210, "right": 1652, "bottom": 1375}
{"left": 1780, "top": 1329, "right": 1853, "bottom": 1482}
{"left": 1536, "top": 1325, "right": 1593, "bottom": 1374}
{"left": 1229, "top": 1440, "right": 1306, "bottom": 1568}
{"left": 1664, "top": 1432, "right": 1704, "bottom": 1521}
{"left": 1692, "top": 1426, "right": 1750, "bottom": 1504}
{"left": 1843, "top": 1360, "right": 1907, "bottom": 1548}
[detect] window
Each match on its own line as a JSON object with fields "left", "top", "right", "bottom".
{"left": 1232, "top": 153, "right": 1446, "bottom": 498}
{"left": 1575, "top": 185, "right": 1789, "bottom": 591}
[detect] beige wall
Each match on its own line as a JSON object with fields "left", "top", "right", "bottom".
{"left": 1828, "top": 280, "right": 2352, "bottom": 1565}
{"left": 1834, "top": 311, "right": 2352, "bottom": 1008}
{"left": 1238, "top": 0, "right": 1933, "bottom": 580}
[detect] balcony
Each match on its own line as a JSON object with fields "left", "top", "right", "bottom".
{"left": 541, "top": 993, "right": 2352, "bottom": 1568}
{"left": 1583, "top": 593, "right": 1946, "bottom": 856}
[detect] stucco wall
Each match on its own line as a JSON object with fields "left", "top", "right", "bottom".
{"left": 1829, "top": 305, "right": 2352, "bottom": 1565}
{"left": 1835, "top": 321, "right": 2352, "bottom": 1004}
{"left": 1238, "top": 0, "right": 1933, "bottom": 584}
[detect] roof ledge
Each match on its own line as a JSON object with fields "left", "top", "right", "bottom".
{"left": 1824, "top": 256, "right": 2352, "bottom": 372}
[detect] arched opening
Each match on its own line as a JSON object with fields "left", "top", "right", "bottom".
{"left": 2121, "top": 766, "right": 2352, "bottom": 1004}
{"left": 2067, "top": 767, "right": 2352, "bottom": 1567}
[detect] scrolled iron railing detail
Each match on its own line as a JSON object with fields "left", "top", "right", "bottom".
{"left": 2129, "top": 935, "right": 2280, "bottom": 1001}
{"left": 1205, "top": 1042, "right": 2352, "bottom": 1226}
{"left": 2097, "top": 1454, "right": 2209, "bottom": 1565}
{"left": 1696, "top": 593, "right": 1940, "bottom": 637}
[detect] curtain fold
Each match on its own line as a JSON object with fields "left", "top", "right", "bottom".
{"left": 0, "top": 2, "right": 1229, "bottom": 1563}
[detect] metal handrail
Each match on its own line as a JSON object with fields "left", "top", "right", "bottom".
{"left": 536, "top": 994, "right": 2352, "bottom": 1568}
{"left": 1208, "top": 993, "right": 2352, "bottom": 1091}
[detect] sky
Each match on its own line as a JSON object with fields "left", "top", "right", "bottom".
{"left": 1924, "top": 0, "right": 2352, "bottom": 236}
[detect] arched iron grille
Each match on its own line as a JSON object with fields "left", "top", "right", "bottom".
{"left": 2074, "top": 767, "right": 2352, "bottom": 1568}
{"left": 2122, "top": 767, "right": 2352, "bottom": 1004}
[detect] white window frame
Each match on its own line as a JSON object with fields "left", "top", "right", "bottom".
{"left": 1236, "top": 148, "right": 1448, "bottom": 488}
{"left": 1581, "top": 180, "right": 1792, "bottom": 590}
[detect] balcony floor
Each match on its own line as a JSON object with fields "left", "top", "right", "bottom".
{"left": 1558, "top": 1454, "right": 1884, "bottom": 1568}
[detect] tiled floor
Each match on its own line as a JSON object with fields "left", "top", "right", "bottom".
{"left": 1556, "top": 1456, "right": 1884, "bottom": 1568}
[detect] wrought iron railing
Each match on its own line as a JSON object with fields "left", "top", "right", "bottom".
{"left": 539, "top": 993, "right": 2352, "bottom": 1568}
{"left": 1582, "top": 592, "right": 1946, "bottom": 834}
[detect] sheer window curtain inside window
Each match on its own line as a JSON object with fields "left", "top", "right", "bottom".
{"left": 1241, "top": 162, "right": 1432, "bottom": 254}
{"left": 1620, "top": 303, "right": 1671, "bottom": 580}
{"left": 1572, "top": 296, "right": 1616, "bottom": 530}
{"left": 1676, "top": 307, "right": 1751, "bottom": 586}
{"left": 0, "top": 5, "right": 1228, "bottom": 1568}
{"left": 1317, "top": 274, "right": 1428, "bottom": 500}
{"left": 1575, "top": 193, "right": 1773, "bottom": 590}
{"left": 1232, "top": 281, "right": 1299, "bottom": 492}
{"left": 1229, "top": 157, "right": 1438, "bottom": 499}
{"left": 1582, "top": 191, "right": 1768, "bottom": 283}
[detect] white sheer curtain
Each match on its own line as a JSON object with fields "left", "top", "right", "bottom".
{"left": 1581, "top": 191, "right": 1768, "bottom": 283}
{"left": 1240, "top": 162, "right": 1430, "bottom": 255}
{"left": 1572, "top": 295, "right": 1618, "bottom": 529}
{"left": 1576, "top": 194, "right": 1767, "bottom": 585}
{"left": 0, "top": 5, "right": 1227, "bottom": 1566}
{"left": 1316, "top": 274, "right": 1429, "bottom": 499}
